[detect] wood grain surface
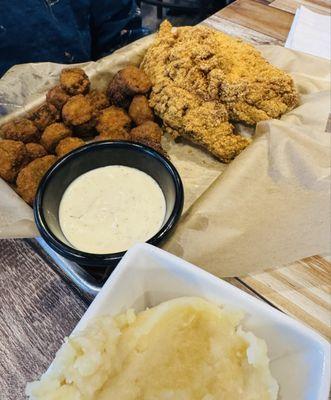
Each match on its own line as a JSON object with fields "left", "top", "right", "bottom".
{"left": 0, "top": 239, "right": 89, "bottom": 400}
{"left": 0, "top": 0, "right": 330, "bottom": 398}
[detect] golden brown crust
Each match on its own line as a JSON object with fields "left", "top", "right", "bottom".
{"left": 29, "top": 103, "right": 60, "bottom": 131}
{"left": 55, "top": 137, "right": 85, "bottom": 157}
{"left": 62, "top": 95, "right": 93, "bottom": 126}
{"left": 73, "top": 118, "right": 97, "bottom": 138}
{"left": 46, "top": 85, "right": 70, "bottom": 110}
{"left": 130, "top": 121, "right": 162, "bottom": 143}
{"left": 60, "top": 68, "right": 90, "bottom": 95}
{"left": 96, "top": 106, "right": 131, "bottom": 137}
{"left": 25, "top": 143, "right": 47, "bottom": 161}
{"left": 94, "top": 130, "right": 131, "bottom": 141}
{"left": 86, "top": 90, "right": 110, "bottom": 112}
{"left": 16, "top": 155, "right": 56, "bottom": 205}
{"left": 134, "top": 137, "right": 168, "bottom": 157}
{"left": 128, "top": 95, "right": 154, "bottom": 125}
{"left": 41, "top": 122, "right": 72, "bottom": 152}
{"left": 0, "top": 140, "right": 27, "bottom": 182}
{"left": 0, "top": 118, "right": 40, "bottom": 143}
{"left": 107, "top": 66, "right": 152, "bottom": 108}
{"left": 141, "top": 21, "right": 298, "bottom": 162}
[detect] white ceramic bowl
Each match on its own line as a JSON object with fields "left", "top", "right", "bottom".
{"left": 72, "top": 243, "right": 330, "bottom": 400}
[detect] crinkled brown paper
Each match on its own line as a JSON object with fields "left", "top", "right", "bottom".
{"left": 0, "top": 35, "right": 330, "bottom": 276}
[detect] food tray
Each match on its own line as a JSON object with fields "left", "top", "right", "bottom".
{"left": 36, "top": 237, "right": 103, "bottom": 297}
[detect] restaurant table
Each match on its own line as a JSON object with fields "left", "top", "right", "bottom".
{"left": 0, "top": 0, "right": 330, "bottom": 398}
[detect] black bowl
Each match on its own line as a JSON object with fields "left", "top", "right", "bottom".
{"left": 34, "top": 141, "right": 184, "bottom": 269}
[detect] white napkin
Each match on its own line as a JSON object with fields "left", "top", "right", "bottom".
{"left": 285, "top": 5, "right": 331, "bottom": 60}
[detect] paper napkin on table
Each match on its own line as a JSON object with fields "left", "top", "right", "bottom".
{"left": 285, "top": 5, "right": 331, "bottom": 60}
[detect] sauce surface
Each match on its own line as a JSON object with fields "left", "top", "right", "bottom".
{"left": 59, "top": 165, "right": 166, "bottom": 254}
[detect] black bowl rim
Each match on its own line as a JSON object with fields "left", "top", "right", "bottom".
{"left": 34, "top": 140, "right": 184, "bottom": 266}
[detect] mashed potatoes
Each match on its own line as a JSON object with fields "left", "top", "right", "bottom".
{"left": 26, "top": 297, "right": 278, "bottom": 400}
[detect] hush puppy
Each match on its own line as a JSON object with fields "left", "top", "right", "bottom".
{"left": 86, "top": 90, "right": 110, "bottom": 112}
{"left": 0, "top": 118, "right": 39, "bottom": 143}
{"left": 29, "top": 103, "right": 60, "bottom": 131}
{"left": 46, "top": 85, "right": 70, "bottom": 109}
{"left": 41, "top": 123, "right": 72, "bottom": 152}
{"left": 130, "top": 121, "right": 162, "bottom": 143}
{"left": 128, "top": 95, "right": 154, "bottom": 125}
{"left": 0, "top": 140, "right": 27, "bottom": 182}
{"left": 62, "top": 95, "right": 93, "bottom": 126}
{"left": 107, "top": 66, "right": 152, "bottom": 108}
{"left": 96, "top": 106, "right": 131, "bottom": 137}
{"left": 16, "top": 155, "right": 56, "bottom": 205}
{"left": 25, "top": 143, "right": 47, "bottom": 161}
{"left": 60, "top": 68, "right": 90, "bottom": 95}
{"left": 55, "top": 137, "right": 85, "bottom": 157}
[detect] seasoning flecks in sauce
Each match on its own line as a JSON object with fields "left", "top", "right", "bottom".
{"left": 59, "top": 166, "right": 166, "bottom": 254}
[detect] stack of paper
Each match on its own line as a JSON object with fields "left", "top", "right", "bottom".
{"left": 285, "top": 5, "right": 331, "bottom": 60}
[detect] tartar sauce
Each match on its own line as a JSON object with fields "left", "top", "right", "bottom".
{"left": 59, "top": 165, "right": 166, "bottom": 254}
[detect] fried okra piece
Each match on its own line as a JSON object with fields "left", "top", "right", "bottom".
{"left": 16, "top": 155, "right": 56, "bottom": 205}
{"left": 0, "top": 140, "right": 27, "bottom": 182}
{"left": 25, "top": 143, "right": 47, "bottom": 161}
{"left": 46, "top": 85, "right": 70, "bottom": 109}
{"left": 107, "top": 66, "right": 152, "bottom": 108}
{"left": 128, "top": 95, "right": 154, "bottom": 125}
{"left": 134, "top": 137, "right": 168, "bottom": 157}
{"left": 130, "top": 121, "right": 162, "bottom": 143}
{"left": 60, "top": 68, "right": 90, "bottom": 95}
{"left": 55, "top": 137, "right": 85, "bottom": 157}
{"left": 29, "top": 103, "right": 60, "bottom": 131}
{"left": 0, "top": 118, "right": 39, "bottom": 143}
{"left": 96, "top": 106, "right": 131, "bottom": 137}
{"left": 94, "top": 130, "right": 131, "bottom": 142}
{"left": 41, "top": 122, "right": 72, "bottom": 152}
{"left": 86, "top": 90, "right": 110, "bottom": 112}
{"left": 62, "top": 95, "right": 93, "bottom": 126}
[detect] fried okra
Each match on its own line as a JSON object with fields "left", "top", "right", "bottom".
{"left": 60, "top": 68, "right": 90, "bottom": 95}
{"left": 94, "top": 130, "right": 131, "bottom": 142}
{"left": 86, "top": 90, "right": 110, "bottom": 112}
{"left": 134, "top": 137, "right": 168, "bottom": 157}
{"left": 96, "top": 106, "right": 131, "bottom": 137}
{"left": 25, "top": 143, "right": 47, "bottom": 161}
{"left": 0, "top": 118, "right": 39, "bottom": 143}
{"left": 41, "top": 122, "right": 72, "bottom": 152}
{"left": 128, "top": 95, "right": 154, "bottom": 125}
{"left": 130, "top": 121, "right": 162, "bottom": 143}
{"left": 62, "top": 95, "right": 93, "bottom": 126}
{"left": 55, "top": 137, "right": 85, "bottom": 157}
{"left": 107, "top": 66, "right": 152, "bottom": 108}
{"left": 16, "top": 155, "right": 56, "bottom": 205}
{"left": 0, "top": 140, "right": 27, "bottom": 182}
{"left": 29, "top": 103, "right": 60, "bottom": 131}
{"left": 46, "top": 85, "right": 70, "bottom": 109}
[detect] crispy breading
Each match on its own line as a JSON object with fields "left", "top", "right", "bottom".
{"left": 96, "top": 106, "right": 131, "bottom": 137}
{"left": 0, "top": 140, "right": 27, "bottom": 182}
{"left": 62, "top": 95, "right": 93, "bottom": 126}
{"left": 141, "top": 21, "right": 298, "bottom": 162}
{"left": 46, "top": 85, "right": 70, "bottom": 109}
{"left": 86, "top": 90, "right": 110, "bottom": 112}
{"left": 60, "top": 68, "right": 90, "bottom": 95}
{"left": 55, "top": 137, "right": 85, "bottom": 157}
{"left": 107, "top": 66, "right": 152, "bottom": 108}
{"left": 128, "top": 95, "right": 154, "bottom": 125}
{"left": 0, "top": 118, "right": 40, "bottom": 143}
{"left": 29, "top": 103, "right": 60, "bottom": 131}
{"left": 16, "top": 155, "right": 56, "bottom": 205}
{"left": 130, "top": 121, "right": 162, "bottom": 143}
{"left": 25, "top": 143, "right": 47, "bottom": 161}
{"left": 41, "top": 122, "right": 72, "bottom": 151}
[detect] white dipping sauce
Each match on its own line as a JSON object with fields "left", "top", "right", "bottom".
{"left": 59, "top": 166, "right": 166, "bottom": 254}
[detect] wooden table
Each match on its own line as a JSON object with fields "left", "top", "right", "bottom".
{"left": 1, "top": 1, "right": 330, "bottom": 399}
